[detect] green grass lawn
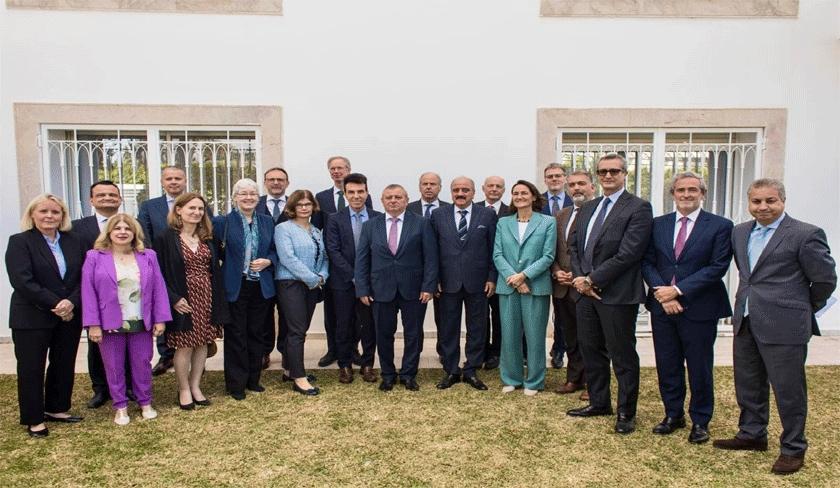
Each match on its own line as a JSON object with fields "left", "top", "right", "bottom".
{"left": 1, "top": 366, "right": 838, "bottom": 487}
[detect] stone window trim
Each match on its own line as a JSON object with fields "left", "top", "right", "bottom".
{"left": 5, "top": 0, "right": 282, "bottom": 16}
{"left": 13, "top": 103, "right": 283, "bottom": 209}
{"left": 536, "top": 107, "right": 787, "bottom": 182}
{"left": 540, "top": 0, "right": 798, "bottom": 18}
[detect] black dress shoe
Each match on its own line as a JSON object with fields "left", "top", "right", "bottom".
{"left": 463, "top": 375, "right": 488, "bottom": 391}
{"left": 483, "top": 356, "right": 500, "bottom": 370}
{"left": 379, "top": 378, "right": 395, "bottom": 391}
{"left": 436, "top": 374, "right": 461, "bottom": 390}
{"left": 283, "top": 373, "right": 317, "bottom": 383}
{"left": 401, "top": 377, "right": 420, "bottom": 391}
{"left": 688, "top": 424, "right": 710, "bottom": 444}
{"left": 179, "top": 402, "right": 195, "bottom": 411}
{"left": 126, "top": 389, "right": 137, "bottom": 402}
{"left": 152, "top": 358, "right": 173, "bottom": 376}
{"left": 567, "top": 405, "right": 613, "bottom": 417}
{"left": 86, "top": 391, "right": 109, "bottom": 409}
{"left": 615, "top": 413, "right": 636, "bottom": 434}
{"left": 652, "top": 416, "right": 686, "bottom": 435}
{"left": 27, "top": 426, "right": 49, "bottom": 438}
{"left": 247, "top": 384, "right": 265, "bottom": 393}
{"left": 229, "top": 391, "right": 246, "bottom": 401}
{"left": 194, "top": 398, "right": 211, "bottom": 407}
{"left": 292, "top": 383, "right": 320, "bottom": 396}
{"left": 317, "top": 351, "right": 336, "bottom": 368}
{"left": 44, "top": 413, "right": 84, "bottom": 423}
{"left": 550, "top": 351, "right": 564, "bottom": 369}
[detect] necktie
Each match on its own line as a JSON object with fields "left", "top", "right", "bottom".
{"left": 271, "top": 199, "right": 281, "bottom": 220}
{"left": 388, "top": 217, "right": 399, "bottom": 255}
{"left": 352, "top": 213, "right": 362, "bottom": 246}
{"left": 424, "top": 203, "right": 433, "bottom": 218}
{"left": 457, "top": 210, "right": 468, "bottom": 241}
{"left": 748, "top": 226, "right": 771, "bottom": 272}
{"left": 551, "top": 195, "right": 561, "bottom": 216}
{"left": 674, "top": 216, "right": 689, "bottom": 259}
{"left": 565, "top": 207, "right": 578, "bottom": 240}
{"left": 337, "top": 191, "right": 346, "bottom": 211}
{"left": 582, "top": 198, "right": 612, "bottom": 273}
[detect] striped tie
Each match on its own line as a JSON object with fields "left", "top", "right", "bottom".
{"left": 457, "top": 210, "right": 468, "bottom": 241}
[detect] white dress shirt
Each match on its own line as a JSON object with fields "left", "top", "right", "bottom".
{"left": 94, "top": 211, "right": 111, "bottom": 232}
{"left": 333, "top": 187, "right": 347, "bottom": 209}
{"left": 453, "top": 203, "right": 472, "bottom": 230}
{"left": 584, "top": 188, "right": 625, "bottom": 247}
{"left": 673, "top": 207, "right": 702, "bottom": 247}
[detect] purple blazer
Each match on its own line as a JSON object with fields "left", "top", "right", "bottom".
{"left": 81, "top": 249, "right": 172, "bottom": 331}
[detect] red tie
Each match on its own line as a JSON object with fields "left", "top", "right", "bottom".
{"left": 672, "top": 216, "right": 689, "bottom": 285}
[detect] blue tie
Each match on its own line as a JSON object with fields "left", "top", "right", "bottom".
{"left": 748, "top": 226, "right": 772, "bottom": 272}
{"left": 424, "top": 203, "right": 433, "bottom": 219}
{"left": 457, "top": 210, "right": 468, "bottom": 241}
{"left": 551, "top": 195, "right": 561, "bottom": 216}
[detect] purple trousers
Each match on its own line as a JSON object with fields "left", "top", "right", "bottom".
{"left": 99, "top": 330, "right": 154, "bottom": 409}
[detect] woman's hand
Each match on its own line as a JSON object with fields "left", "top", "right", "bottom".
{"left": 506, "top": 272, "right": 526, "bottom": 288}
{"left": 153, "top": 323, "right": 166, "bottom": 337}
{"left": 516, "top": 283, "right": 531, "bottom": 295}
{"left": 249, "top": 258, "right": 272, "bottom": 272}
{"left": 173, "top": 298, "right": 192, "bottom": 315}
{"left": 88, "top": 325, "right": 103, "bottom": 344}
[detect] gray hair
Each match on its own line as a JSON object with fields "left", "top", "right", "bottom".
{"left": 597, "top": 153, "right": 628, "bottom": 172}
{"left": 669, "top": 171, "right": 707, "bottom": 194}
{"left": 568, "top": 170, "right": 594, "bottom": 183}
{"left": 450, "top": 176, "right": 475, "bottom": 190}
{"left": 232, "top": 178, "right": 259, "bottom": 196}
{"left": 748, "top": 178, "right": 786, "bottom": 202}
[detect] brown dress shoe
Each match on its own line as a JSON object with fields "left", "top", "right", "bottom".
{"left": 579, "top": 390, "right": 590, "bottom": 401}
{"left": 360, "top": 366, "right": 378, "bottom": 383}
{"left": 712, "top": 437, "right": 768, "bottom": 451}
{"left": 262, "top": 354, "right": 271, "bottom": 370}
{"left": 338, "top": 366, "right": 354, "bottom": 384}
{"left": 771, "top": 454, "right": 804, "bottom": 475}
{"left": 554, "top": 382, "right": 584, "bottom": 394}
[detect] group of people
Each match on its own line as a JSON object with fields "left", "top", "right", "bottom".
{"left": 6, "top": 153, "right": 835, "bottom": 476}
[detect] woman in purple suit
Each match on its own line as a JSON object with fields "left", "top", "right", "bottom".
{"left": 81, "top": 214, "right": 171, "bottom": 425}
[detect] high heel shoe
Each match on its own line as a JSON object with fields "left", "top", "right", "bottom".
{"left": 292, "top": 383, "right": 320, "bottom": 396}
{"left": 283, "top": 373, "right": 317, "bottom": 383}
{"left": 193, "top": 398, "right": 211, "bottom": 407}
{"left": 179, "top": 402, "right": 195, "bottom": 410}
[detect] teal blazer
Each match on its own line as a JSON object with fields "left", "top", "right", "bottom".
{"left": 493, "top": 213, "right": 556, "bottom": 296}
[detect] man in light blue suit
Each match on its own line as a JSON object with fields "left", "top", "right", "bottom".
{"left": 355, "top": 184, "right": 438, "bottom": 392}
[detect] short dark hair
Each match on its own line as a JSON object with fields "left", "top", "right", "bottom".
{"left": 284, "top": 189, "right": 320, "bottom": 219}
{"left": 263, "top": 167, "right": 289, "bottom": 179}
{"left": 510, "top": 180, "right": 545, "bottom": 211}
{"left": 89, "top": 180, "right": 120, "bottom": 198}
{"left": 343, "top": 173, "right": 368, "bottom": 191}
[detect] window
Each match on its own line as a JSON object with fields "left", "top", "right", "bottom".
{"left": 42, "top": 126, "right": 260, "bottom": 219}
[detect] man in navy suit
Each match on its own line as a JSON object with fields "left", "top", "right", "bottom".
{"left": 641, "top": 172, "right": 733, "bottom": 444}
{"left": 476, "top": 175, "right": 508, "bottom": 369}
{"left": 541, "top": 163, "right": 572, "bottom": 369}
{"left": 355, "top": 184, "right": 438, "bottom": 392}
{"left": 71, "top": 180, "right": 133, "bottom": 408}
{"left": 255, "top": 166, "right": 290, "bottom": 369}
{"left": 326, "top": 173, "right": 381, "bottom": 384}
{"left": 430, "top": 177, "right": 497, "bottom": 390}
{"left": 312, "top": 156, "right": 372, "bottom": 367}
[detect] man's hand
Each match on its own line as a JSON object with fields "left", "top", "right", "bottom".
{"left": 360, "top": 296, "right": 373, "bottom": 306}
{"left": 88, "top": 325, "right": 103, "bottom": 343}
{"left": 653, "top": 286, "right": 680, "bottom": 303}
{"left": 554, "top": 270, "right": 573, "bottom": 285}
{"left": 249, "top": 258, "right": 272, "bottom": 272}
{"left": 420, "top": 292, "right": 433, "bottom": 304}
{"left": 661, "top": 299, "right": 684, "bottom": 315}
{"left": 153, "top": 323, "right": 166, "bottom": 337}
{"left": 484, "top": 282, "right": 496, "bottom": 298}
{"left": 51, "top": 299, "right": 74, "bottom": 320}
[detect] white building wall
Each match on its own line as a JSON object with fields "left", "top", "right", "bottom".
{"left": 1, "top": 0, "right": 839, "bottom": 337}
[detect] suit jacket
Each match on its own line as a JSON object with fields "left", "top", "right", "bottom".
{"left": 731, "top": 214, "right": 836, "bottom": 344}
{"left": 430, "top": 204, "right": 498, "bottom": 294}
{"left": 153, "top": 228, "right": 230, "bottom": 332}
{"left": 570, "top": 190, "right": 653, "bottom": 305}
{"left": 212, "top": 212, "right": 278, "bottom": 302}
{"left": 354, "top": 211, "right": 438, "bottom": 302}
{"left": 325, "top": 207, "right": 383, "bottom": 291}
{"left": 70, "top": 215, "right": 103, "bottom": 252}
{"left": 541, "top": 191, "right": 573, "bottom": 216}
{"left": 311, "top": 187, "right": 373, "bottom": 230}
{"left": 550, "top": 206, "right": 580, "bottom": 299}
{"left": 5, "top": 229, "right": 84, "bottom": 329}
{"left": 476, "top": 200, "right": 511, "bottom": 218}
{"left": 138, "top": 195, "right": 213, "bottom": 247}
{"left": 407, "top": 199, "right": 451, "bottom": 217}
{"left": 492, "top": 213, "right": 557, "bottom": 296}
{"left": 256, "top": 195, "right": 290, "bottom": 225}
{"left": 80, "top": 249, "right": 172, "bottom": 331}
{"left": 641, "top": 210, "right": 734, "bottom": 321}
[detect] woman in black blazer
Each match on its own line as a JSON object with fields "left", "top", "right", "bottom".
{"left": 5, "top": 194, "right": 85, "bottom": 438}
{"left": 154, "top": 193, "right": 230, "bottom": 409}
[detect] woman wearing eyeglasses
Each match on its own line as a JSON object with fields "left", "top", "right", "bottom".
{"left": 212, "top": 178, "right": 277, "bottom": 401}
{"left": 274, "top": 190, "right": 329, "bottom": 396}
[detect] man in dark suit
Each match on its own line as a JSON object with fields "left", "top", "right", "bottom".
{"left": 476, "top": 175, "right": 508, "bottom": 369}
{"left": 311, "top": 156, "right": 373, "bottom": 367}
{"left": 542, "top": 163, "right": 573, "bottom": 369}
{"left": 641, "top": 172, "right": 733, "bottom": 444}
{"left": 325, "top": 173, "right": 381, "bottom": 384}
{"left": 71, "top": 181, "right": 134, "bottom": 409}
{"left": 550, "top": 171, "right": 596, "bottom": 398}
{"left": 255, "top": 166, "right": 290, "bottom": 369}
{"left": 429, "top": 177, "right": 497, "bottom": 391}
{"left": 355, "top": 184, "right": 438, "bottom": 392}
{"left": 567, "top": 153, "right": 653, "bottom": 435}
{"left": 713, "top": 178, "right": 836, "bottom": 475}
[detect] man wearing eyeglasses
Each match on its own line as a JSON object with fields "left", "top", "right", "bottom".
{"left": 567, "top": 153, "right": 653, "bottom": 436}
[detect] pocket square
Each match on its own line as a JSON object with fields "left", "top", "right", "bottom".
{"left": 477, "top": 225, "right": 486, "bottom": 229}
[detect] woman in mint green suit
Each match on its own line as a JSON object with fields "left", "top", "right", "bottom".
{"left": 493, "top": 180, "right": 556, "bottom": 395}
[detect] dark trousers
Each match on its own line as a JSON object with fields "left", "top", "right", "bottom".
{"left": 556, "top": 293, "right": 585, "bottom": 384}
{"left": 333, "top": 287, "right": 376, "bottom": 369}
{"left": 12, "top": 324, "right": 82, "bottom": 425}
{"left": 550, "top": 296, "right": 568, "bottom": 359}
{"left": 577, "top": 297, "right": 640, "bottom": 416}
{"left": 155, "top": 333, "right": 175, "bottom": 362}
{"left": 439, "top": 288, "right": 487, "bottom": 376}
{"left": 276, "top": 280, "right": 318, "bottom": 379}
{"left": 87, "top": 331, "right": 132, "bottom": 396}
{"left": 484, "top": 294, "right": 502, "bottom": 359}
{"left": 323, "top": 288, "right": 337, "bottom": 354}
{"left": 651, "top": 312, "right": 717, "bottom": 426}
{"left": 734, "top": 318, "right": 808, "bottom": 457}
{"left": 433, "top": 295, "right": 443, "bottom": 357}
{"left": 263, "top": 299, "right": 287, "bottom": 356}
{"left": 373, "top": 295, "right": 427, "bottom": 381}
{"left": 225, "top": 279, "right": 271, "bottom": 394}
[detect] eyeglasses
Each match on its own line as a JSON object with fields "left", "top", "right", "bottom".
{"left": 296, "top": 202, "right": 314, "bottom": 208}
{"left": 596, "top": 168, "right": 624, "bottom": 177}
